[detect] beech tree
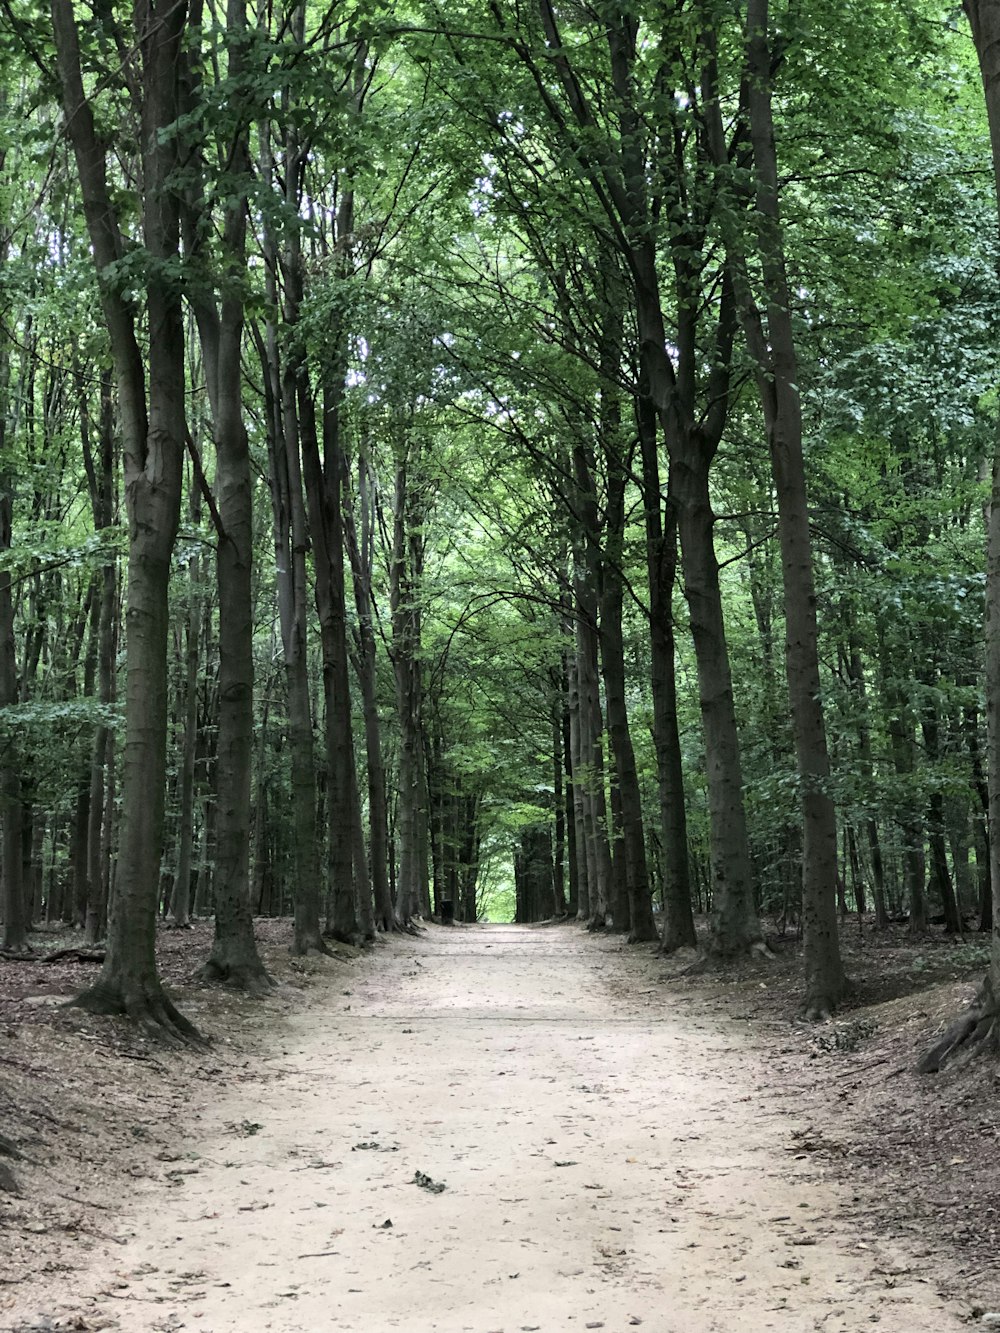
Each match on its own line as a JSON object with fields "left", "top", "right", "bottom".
{"left": 919, "top": 0, "right": 1000, "bottom": 1067}
{"left": 51, "top": 0, "right": 200, "bottom": 1039}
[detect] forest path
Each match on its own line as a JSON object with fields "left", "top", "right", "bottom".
{"left": 72, "top": 924, "right": 959, "bottom": 1332}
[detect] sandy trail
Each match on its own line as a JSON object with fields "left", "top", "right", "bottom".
{"left": 34, "top": 925, "right": 963, "bottom": 1332}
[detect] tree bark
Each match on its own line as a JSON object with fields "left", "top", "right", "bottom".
{"left": 300, "top": 382, "right": 360, "bottom": 944}
{"left": 179, "top": 0, "right": 272, "bottom": 992}
{"left": 916, "top": 0, "right": 1000, "bottom": 1070}
{"left": 0, "top": 452, "right": 25, "bottom": 953}
{"left": 53, "top": 0, "right": 201, "bottom": 1041}
{"left": 169, "top": 484, "right": 201, "bottom": 930}
{"left": 637, "top": 392, "right": 696, "bottom": 951}
{"left": 600, "top": 476, "right": 658, "bottom": 943}
{"left": 390, "top": 452, "right": 428, "bottom": 928}
{"left": 255, "top": 82, "right": 328, "bottom": 957}
{"left": 725, "top": 0, "right": 845, "bottom": 1013}
{"left": 345, "top": 455, "right": 394, "bottom": 932}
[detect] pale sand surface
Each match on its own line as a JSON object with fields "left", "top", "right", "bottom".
{"left": 9, "top": 924, "right": 964, "bottom": 1332}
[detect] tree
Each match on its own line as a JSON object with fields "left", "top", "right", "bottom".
{"left": 51, "top": 0, "right": 200, "bottom": 1040}
{"left": 182, "top": 0, "right": 274, "bottom": 992}
{"left": 919, "top": 0, "right": 1000, "bottom": 1068}
{"left": 710, "top": 0, "right": 846, "bottom": 1014}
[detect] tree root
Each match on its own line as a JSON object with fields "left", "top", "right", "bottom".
{"left": 627, "top": 923, "right": 661, "bottom": 945}
{"left": 681, "top": 938, "right": 775, "bottom": 976}
{"left": 323, "top": 927, "right": 359, "bottom": 947}
{"left": 658, "top": 940, "right": 698, "bottom": 959}
{"left": 1, "top": 947, "right": 106, "bottom": 964}
{"left": 390, "top": 918, "right": 424, "bottom": 937}
{"left": 918, "top": 976, "right": 999, "bottom": 1073}
{"left": 290, "top": 931, "right": 333, "bottom": 958}
{"left": 195, "top": 955, "right": 276, "bottom": 997}
{"left": 70, "top": 979, "right": 206, "bottom": 1047}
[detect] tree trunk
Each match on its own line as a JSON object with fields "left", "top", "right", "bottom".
{"left": 734, "top": 0, "right": 845, "bottom": 1014}
{"left": 672, "top": 440, "right": 760, "bottom": 954}
{"left": 169, "top": 486, "right": 201, "bottom": 929}
{"left": 0, "top": 460, "right": 25, "bottom": 952}
{"left": 300, "top": 383, "right": 360, "bottom": 944}
{"left": 390, "top": 455, "right": 428, "bottom": 928}
{"left": 601, "top": 545, "right": 657, "bottom": 943}
{"left": 180, "top": 0, "right": 271, "bottom": 992}
{"left": 552, "top": 699, "right": 567, "bottom": 916}
{"left": 567, "top": 651, "right": 590, "bottom": 922}
{"left": 638, "top": 393, "right": 697, "bottom": 951}
{"left": 70, "top": 580, "right": 100, "bottom": 927}
{"left": 255, "top": 87, "right": 328, "bottom": 957}
{"left": 915, "top": 0, "right": 1000, "bottom": 1070}
{"left": 345, "top": 456, "right": 394, "bottom": 931}
{"left": 53, "top": 0, "right": 200, "bottom": 1041}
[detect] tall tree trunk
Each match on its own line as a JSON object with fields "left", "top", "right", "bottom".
{"left": 637, "top": 392, "right": 696, "bottom": 951}
{"left": 0, "top": 454, "right": 25, "bottom": 952}
{"left": 917, "top": 0, "right": 1000, "bottom": 1068}
{"left": 845, "top": 631, "right": 889, "bottom": 929}
{"left": 552, "top": 696, "right": 567, "bottom": 916}
{"left": 300, "top": 383, "right": 359, "bottom": 943}
{"left": 182, "top": 0, "right": 271, "bottom": 992}
{"left": 80, "top": 374, "right": 117, "bottom": 944}
{"left": 169, "top": 484, "right": 201, "bottom": 929}
{"left": 345, "top": 456, "right": 394, "bottom": 931}
{"left": 601, "top": 529, "right": 657, "bottom": 943}
{"left": 390, "top": 453, "right": 428, "bottom": 928}
{"left": 672, "top": 439, "right": 760, "bottom": 953}
{"left": 567, "top": 651, "right": 590, "bottom": 922}
{"left": 921, "top": 694, "right": 962, "bottom": 934}
{"left": 255, "top": 82, "right": 328, "bottom": 957}
{"left": 53, "top": 0, "right": 200, "bottom": 1040}
{"left": 70, "top": 582, "right": 100, "bottom": 927}
{"left": 724, "top": 0, "right": 845, "bottom": 1013}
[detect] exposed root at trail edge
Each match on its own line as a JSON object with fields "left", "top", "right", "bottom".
{"left": 918, "top": 974, "right": 1000, "bottom": 1073}
{"left": 682, "top": 938, "right": 775, "bottom": 976}
{"left": 70, "top": 978, "right": 207, "bottom": 1047}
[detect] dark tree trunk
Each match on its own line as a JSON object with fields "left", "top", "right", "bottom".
{"left": 845, "top": 634, "right": 889, "bottom": 929}
{"left": 345, "top": 456, "right": 394, "bottom": 931}
{"left": 672, "top": 439, "right": 760, "bottom": 955}
{"left": 256, "top": 86, "right": 328, "bottom": 957}
{"left": 922, "top": 698, "right": 962, "bottom": 934}
{"left": 0, "top": 456, "right": 25, "bottom": 953}
{"left": 567, "top": 652, "right": 590, "bottom": 921}
{"left": 183, "top": 0, "right": 272, "bottom": 993}
{"left": 601, "top": 531, "right": 657, "bottom": 943}
{"left": 300, "top": 383, "right": 360, "bottom": 944}
{"left": 722, "top": 0, "right": 845, "bottom": 1013}
{"left": 636, "top": 393, "right": 696, "bottom": 951}
{"left": 70, "top": 580, "right": 100, "bottom": 927}
{"left": 53, "top": 0, "right": 200, "bottom": 1041}
{"left": 390, "top": 455, "right": 428, "bottom": 928}
{"left": 81, "top": 375, "right": 117, "bottom": 944}
{"left": 552, "top": 699, "right": 567, "bottom": 916}
{"left": 169, "top": 486, "right": 201, "bottom": 930}
{"left": 916, "top": 0, "right": 1000, "bottom": 1069}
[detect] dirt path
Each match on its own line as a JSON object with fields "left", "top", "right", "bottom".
{"left": 15, "top": 925, "right": 966, "bottom": 1332}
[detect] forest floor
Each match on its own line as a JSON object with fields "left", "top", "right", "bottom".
{"left": 0, "top": 916, "right": 997, "bottom": 1332}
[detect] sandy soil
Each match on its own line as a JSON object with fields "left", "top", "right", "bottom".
{"left": 3, "top": 923, "right": 970, "bottom": 1333}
